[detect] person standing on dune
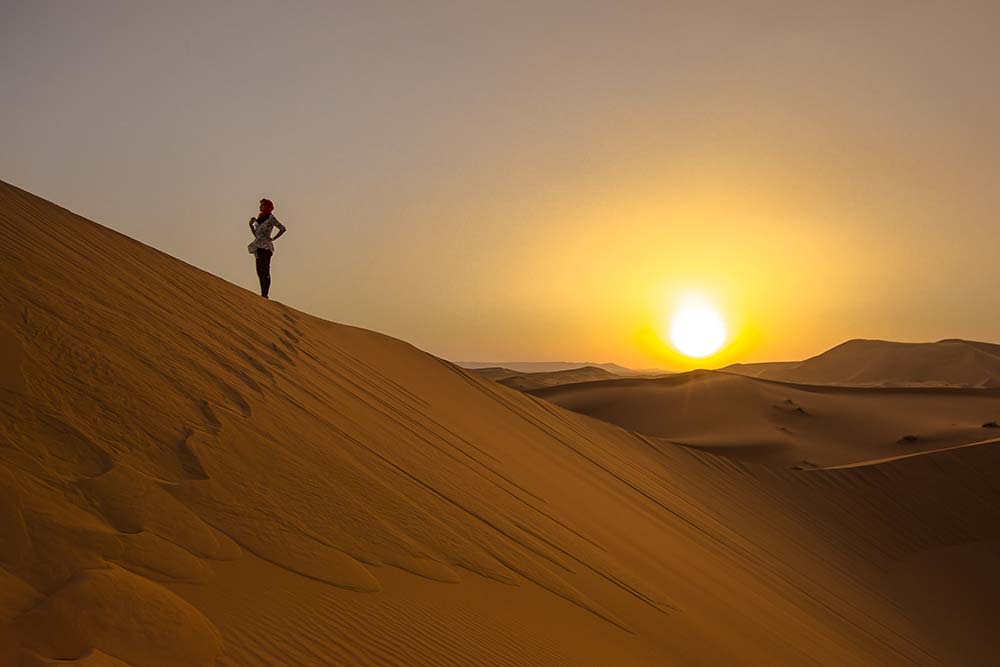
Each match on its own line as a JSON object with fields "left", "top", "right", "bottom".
{"left": 247, "top": 198, "right": 286, "bottom": 299}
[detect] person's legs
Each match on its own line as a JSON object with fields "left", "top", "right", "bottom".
{"left": 255, "top": 249, "right": 273, "bottom": 298}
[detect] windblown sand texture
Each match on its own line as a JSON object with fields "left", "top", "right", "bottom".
{"left": 2, "top": 179, "right": 999, "bottom": 665}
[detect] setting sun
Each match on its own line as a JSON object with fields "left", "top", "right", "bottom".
{"left": 667, "top": 295, "right": 727, "bottom": 358}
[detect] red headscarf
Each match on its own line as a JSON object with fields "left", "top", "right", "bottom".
{"left": 259, "top": 198, "right": 274, "bottom": 213}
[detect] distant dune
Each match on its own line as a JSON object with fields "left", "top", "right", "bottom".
{"left": 465, "top": 366, "right": 524, "bottom": 382}
{"left": 2, "top": 179, "right": 999, "bottom": 665}
{"left": 533, "top": 370, "right": 1000, "bottom": 468}
{"left": 473, "top": 365, "right": 620, "bottom": 391}
{"left": 723, "top": 338, "right": 1000, "bottom": 387}
{"left": 458, "top": 360, "right": 651, "bottom": 376}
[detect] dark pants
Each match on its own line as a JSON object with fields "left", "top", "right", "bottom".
{"left": 255, "top": 249, "right": 272, "bottom": 297}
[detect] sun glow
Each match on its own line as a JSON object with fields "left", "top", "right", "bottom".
{"left": 667, "top": 294, "right": 728, "bottom": 358}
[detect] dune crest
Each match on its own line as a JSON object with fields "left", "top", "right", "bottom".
{"left": 724, "top": 338, "right": 1000, "bottom": 387}
{"left": 474, "top": 365, "right": 621, "bottom": 391}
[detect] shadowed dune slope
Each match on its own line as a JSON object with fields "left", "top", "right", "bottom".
{"left": 1, "top": 179, "right": 999, "bottom": 666}
{"left": 475, "top": 365, "right": 620, "bottom": 391}
{"left": 467, "top": 366, "right": 523, "bottom": 382}
{"left": 533, "top": 371, "right": 1000, "bottom": 467}
{"left": 460, "top": 361, "right": 642, "bottom": 376}
{"left": 724, "top": 338, "right": 1000, "bottom": 387}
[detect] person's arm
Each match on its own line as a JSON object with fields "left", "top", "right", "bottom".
{"left": 271, "top": 219, "right": 287, "bottom": 241}
{"left": 249, "top": 217, "right": 257, "bottom": 236}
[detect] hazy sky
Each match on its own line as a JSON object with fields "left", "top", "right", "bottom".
{"left": 3, "top": 2, "right": 999, "bottom": 369}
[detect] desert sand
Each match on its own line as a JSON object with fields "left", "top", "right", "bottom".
{"left": 2, "top": 179, "right": 999, "bottom": 665}
{"left": 461, "top": 361, "right": 642, "bottom": 376}
{"left": 472, "top": 366, "right": 621, "bottom": 391}
{"left": 724, "top": 338, "right": 1000, "bottom": 387}
{"left": 533, "top": 370, "right": 1000, "bottom": 467}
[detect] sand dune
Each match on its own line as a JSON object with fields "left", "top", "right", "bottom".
{"left": 466, "top": 366, "right": 524, "bottom": 382}
{"left": 460, "top": 361, "right": 643, "bottom": 376}
{"left": 533, "top": 370, "right": 1000, "bottom": 467}
{"left": 2, "top": 179, "right": 999, "bottom": 665}
{"left": 724, "top": 338, "right": 1000, "bottom": 387}
{"left": 473, "top": 365, "right": 620, "bottom": 391}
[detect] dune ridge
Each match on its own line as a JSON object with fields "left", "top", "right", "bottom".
{"left": 1, "top": 179, "right": 998, "bottom": 665}
{"left": 473, "top": 365, "right": 621, "bottom": 391}
{"left": 724, "top": 338, "right": 1000, "bottom": 387}
{"left": 533, "top": 370, "right": 1000, "bottom": 467}
{"left": 459, "top": 361, "right": 645, "bottom": 376}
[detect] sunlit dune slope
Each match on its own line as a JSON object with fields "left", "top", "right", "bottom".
{"left": 533, "top": 370, "right": 1000, "bottom": 467}
{"left": 724, "top": 338, "right": 1000, "bottom": 387}
{"left": 2, "top": 179, "right": 999, "bottom": 666}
